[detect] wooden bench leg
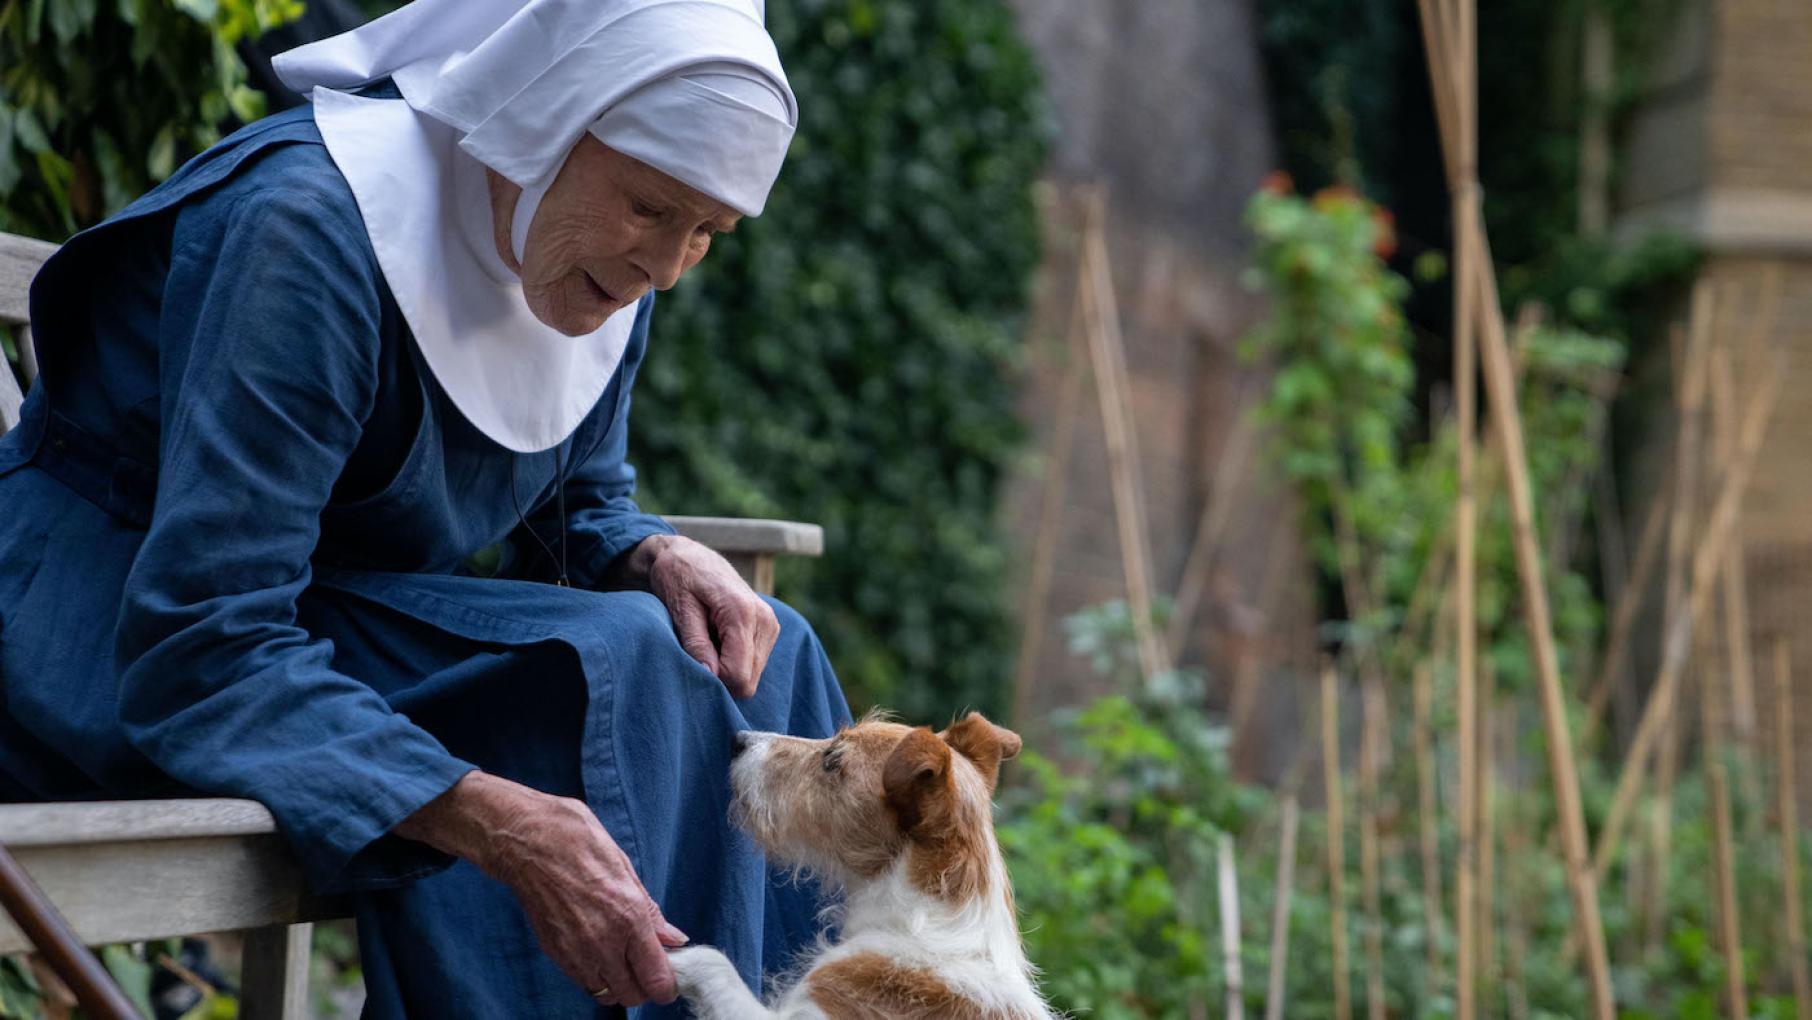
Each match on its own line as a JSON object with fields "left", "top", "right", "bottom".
{"left": 240, "top": 922, "right": 311, "bottom": 1020}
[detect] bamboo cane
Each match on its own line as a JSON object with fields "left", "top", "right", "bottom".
{"left": 1229, "top": 526, "right": 1297, "bottom": 782}
{"left": 1359, "top": 677, "right": 1386, "bottom": 1020}
{"left": 1263, "top": 796, "right": 1301, "bottom": 1020}
{"left": 1644, "top": 297, "right": 1714, "bottom": 951}
{"left": 1450, "top": 136, "right": 1482, "bottom": 1020}
{"left": 1011, "top": 219, "right": 1092, "bottom": 729}
{"left": 1168, "top": 406, "right": 1257, "bottom": 659}
{"left": 1322, "top": 665, "right": 1352, "bottom": 1020}
{"left": 1415, "top": 0, "right": 1476, "bottom": 1011}
{"left": 1078, "top": 190, "right": 1169, "bottom": 681}
{"left": 1420, "top": 0, "right": 1615, "bottom": 1005}
{"left": 1589, "top": 338, "right": 1784, "bottom": 885}
{"left": 1774, "top": 640, "right": 1811, "bottom": 1015}
{"left": 1412, "top": 663, "right": 1446, "bottom": 993}
{"left": 1708, "top": 342, "right": 1766, "bottom": 836}
{"left": 1476, "top": 677, "right": 1496, "bottom": 999}
{"left": 1703, "top": 607, "right": 1747, "bottom": 1019}
{"left": 1584, "top": 489, "right": 1669, "bottom": 736}
{"left": 1501, "top": 769, "right": 1533, "bottom": 1020}
{"left": 1218, "top": 833, "right": 1245, "bottom": 1020}
{"left": 1464, "top": 223, "right": 1616, "bottom": 1016}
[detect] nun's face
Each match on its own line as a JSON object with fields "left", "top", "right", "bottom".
{"left": 489, "top": 137, "right": 742, "bottom": 336}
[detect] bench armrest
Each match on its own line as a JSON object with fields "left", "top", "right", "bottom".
{"left": 0, "top": 800, "right": 345, "bottom": 956}
{"left": 663, "top": 517, "right": 823, "bottom": 595}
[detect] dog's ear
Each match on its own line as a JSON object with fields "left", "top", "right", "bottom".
{"left": 939, "top": 712, "right": 1023, "bottom": 792}
{"left": 883, "top": 727, "right": 954, "bottom": 838}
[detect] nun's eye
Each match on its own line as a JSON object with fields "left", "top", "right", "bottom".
{"left": 629, "top": 199, "right": 663, "bottom": 220}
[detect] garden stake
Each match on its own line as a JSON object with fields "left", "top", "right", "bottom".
{"left": 1774, "top": 639, "right": 1811, "bottom": 1015}
{"left": 1414, "top": 0, "right": 1483, "bottom": 1007}
{"left": 1583, "top": 488, "right": 1669, "bottom": 737}
{"left": 1476, "top": 681, "right": 1496, "bottom": 999}
{"left": 1500, "top": 770, "right": 1533, "bottom": 1020}
{"left": 1708, "top": 342, "right": 1766, "bottom": 833}
{"left": 1077, "top": 189, "right": 1168, "bottom": 681}
{"left": 1462, "top": 199, "right": 1615, "bottom": 1017}
{"left": 1229, "top": 525, "right": 1296, "bottom": 782}
{"left": 1167, "top": 402, "right": 1257, "bottom": 659}
{"left": 1217, "top": 833, "right": 1244, "bottom": 1020}
{"left": 1412, "top": 662, "right": 1446, "bottom": 993}
{"left": 1359, "top": 678, "right": 1386, "bottom": 1020}
{"left": 1709, "top": 346, "right": 1758, "bottom": 752}
{"left": 1702, "top": 608, "right": 1747, "bottom": 1019}
{"left": 1644, "top": 294, "right": 1713, "bottom": 953}
{"left": 1320, "top": 664, "right": 1352, "bottom": 1020}
{"left": 1263, "top": 795, "right": 1300, "bottom": 1020}
{"left": 1418, "top": 0, "right": 1621, "bottom": 985}
{"left": 1011, "top": 198, "right": 1093, "bottom": 729}
{"left": 1589, "top": 323, "right": 1784, "bottom": 892}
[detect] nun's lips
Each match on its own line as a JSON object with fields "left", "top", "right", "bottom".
{"left": 582, "top": 271, "right": 621, "bottom": 308}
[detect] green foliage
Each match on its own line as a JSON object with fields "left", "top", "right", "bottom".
{"left": 1005, "top": 600, "right": 1812, "bottom": 1017}
{"left": 1239, "top": 183, "right": 1413, "bottom": 578}
{"left": 1001, "top": 605, "right": 1257, "bottom": 1018}
{"left": 628, "top": 0, "right": 1049, "bottom": 721}
{"left": 0, "top": 958, "right": 43, "bottom": 1019}
{"left": 0, "top": 0, "right": 303, "bottom": 239}
{"left": 1239, "top": 183, "right": 1625, "bottom": 690}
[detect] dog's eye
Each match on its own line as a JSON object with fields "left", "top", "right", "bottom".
{"left": 821, "top": 748, "right": 841, "bottom": 774}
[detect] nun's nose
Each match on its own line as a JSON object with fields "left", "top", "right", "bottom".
{"left": 731, "top": 731, "right": 753, "bottom": 757}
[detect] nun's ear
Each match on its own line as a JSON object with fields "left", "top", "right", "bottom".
{"left": 483, "top": 167, "right": 523, "bottom": 274}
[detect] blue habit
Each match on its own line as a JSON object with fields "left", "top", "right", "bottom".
{"left": 0, "top": 97, "right": 849, "bottom": 1018}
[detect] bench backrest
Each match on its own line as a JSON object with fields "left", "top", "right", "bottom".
{"left": 0, "top": 231, "right": 57, "bottom": 431}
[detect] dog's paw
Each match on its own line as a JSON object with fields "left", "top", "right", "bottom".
{"left": 666, "top": 944, "right": 738, "bottom": 996}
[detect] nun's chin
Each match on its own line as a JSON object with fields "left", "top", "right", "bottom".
{"left": 521, "top": 283, "right": 612, "bottom": 337}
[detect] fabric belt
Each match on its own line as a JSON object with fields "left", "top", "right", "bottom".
{"left": 30, "top": 411, "right": 156, "bottom": 530}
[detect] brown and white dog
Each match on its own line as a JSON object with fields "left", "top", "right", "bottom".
{"left": 667, "top": 712, "right": 1056, "bottom": 1019}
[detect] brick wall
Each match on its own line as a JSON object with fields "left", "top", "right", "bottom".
{"left": 1617, "top": 0, "right": 1812, "bottom": 804}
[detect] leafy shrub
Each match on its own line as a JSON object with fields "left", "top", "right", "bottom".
{"left": 0, "top": 0, "right": 303, "bottom": 238}
{"left": 628, "top": 0, "right": 1049, "bottom": 719}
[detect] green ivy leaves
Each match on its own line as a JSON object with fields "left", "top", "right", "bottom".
{"left": 0, "top": 0, "right": 302, "bottom": 238}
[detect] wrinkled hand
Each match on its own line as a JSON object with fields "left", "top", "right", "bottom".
{"left": 396, "top": 773, "right": 687, "bottom": 1008}
{"left": 639, "top": 535, "right": 780, "bottom": 699}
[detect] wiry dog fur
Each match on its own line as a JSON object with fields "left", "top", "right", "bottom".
{"left": 667, "top": 711, "right": 1056, "bottom": 1019}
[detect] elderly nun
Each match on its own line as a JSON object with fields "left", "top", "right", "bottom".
{"left": 0, "top": 0, "right": 850, "bottom": 1014}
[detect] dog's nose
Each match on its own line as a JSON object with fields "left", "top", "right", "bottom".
{"left": 731, "top": 731, "right": 753, "bottom": 757}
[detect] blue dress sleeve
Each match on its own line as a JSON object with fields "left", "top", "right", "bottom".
{"left": 114, "top": 184, "right": 475, "bottom": 893}
{"left": 537, "top": 294, "right": 677, "bottom": 589}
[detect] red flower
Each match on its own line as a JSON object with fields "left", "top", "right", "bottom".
{"left": 1260, "top": 170, "right": 1294, "bottom": 196}
{"left": 1371, "top": 206, "right": 1398, "bottom": 260}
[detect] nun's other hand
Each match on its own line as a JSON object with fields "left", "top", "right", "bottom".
{"left": 639, "top": 535, "right": 781, "bottom": 698}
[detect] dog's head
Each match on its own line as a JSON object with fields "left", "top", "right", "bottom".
{"left": 729, "top": 712, "right": 1022, "bottom": 902}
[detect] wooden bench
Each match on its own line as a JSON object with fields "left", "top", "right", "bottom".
{"left": 0, "top": 230, "right": 822, "bottom": 1016}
